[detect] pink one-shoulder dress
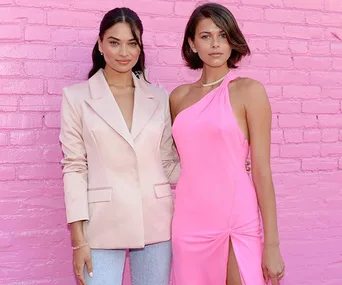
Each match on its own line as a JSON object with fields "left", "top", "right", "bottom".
{"left": 171, "top": 73, "right": 265, "bottom": 285}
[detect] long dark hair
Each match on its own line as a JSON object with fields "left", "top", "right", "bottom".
{"left": 88, "top": 8, "right": 146, "bottom": 79}
{"left": 182, "top": 3, "right": 250, "bottom": 70}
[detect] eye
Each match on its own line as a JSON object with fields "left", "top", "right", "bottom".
{"left": 201, "top": 35, "right": 209, "bottom": 39}
{"left": 220, "top": 33, "right": 227, "bottom": 38}
{"left": 129, "top": 42, "right": 138, "bottom": 47}
{"left": 110, "top": 41, "right": 119, "bottom": 46}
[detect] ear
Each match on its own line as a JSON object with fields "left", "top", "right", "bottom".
{"left": 97, "top": 38, "right": 103, "bottom": 54}
{"left": 188, "top": 37, "right": 197, "bottom": 53}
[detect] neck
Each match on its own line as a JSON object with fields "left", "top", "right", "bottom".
{"left": 200, "top": 65, "right": 230, "bottom": 86}
{"left": 103, "top": 66, "right": 134, "bottom": 87}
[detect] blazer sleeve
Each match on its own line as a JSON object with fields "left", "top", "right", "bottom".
{"left": 160, "top": 92, "right": 181, "bottom": 184}
{"left": 59, "top": 88, "right": 89, "bottom": 223}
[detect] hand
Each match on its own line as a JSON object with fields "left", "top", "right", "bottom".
{"left": 245, "top": 159, "right": 251, "bottom": 172}
{"left": 262, "top": 244, "right": 285, "bottom": 285}
{"left": 73, "top": 245, "right": 93, "bottom": 285}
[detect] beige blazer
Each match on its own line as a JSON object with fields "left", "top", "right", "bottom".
{"left": 59, "top": 69, "right": 180, "bottom": 249}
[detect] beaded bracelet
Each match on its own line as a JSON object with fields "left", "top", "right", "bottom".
{"left": 72, "top": 242, "right": 89, "bottom": 250}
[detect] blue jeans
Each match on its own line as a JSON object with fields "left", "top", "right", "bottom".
{"left": 84, "top": 241, "right": 171, "bottom": 285}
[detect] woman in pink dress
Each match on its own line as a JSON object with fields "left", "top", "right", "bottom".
{"left": 170, "top": 3, "right": 285, "bottom": 285}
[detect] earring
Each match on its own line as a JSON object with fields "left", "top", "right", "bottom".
{"left": 100, "top": 52, "right": 103, "bottom": 56}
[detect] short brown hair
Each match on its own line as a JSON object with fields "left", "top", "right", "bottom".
{"left": 182, "top": 3, "right": 250, "bottom": 70}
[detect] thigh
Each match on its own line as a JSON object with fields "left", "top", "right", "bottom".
{"left": 130, "top": 241, "right": 171, "bottom": 285}
{"left": 84, "top": 249, "right": 126, "bottom": 285}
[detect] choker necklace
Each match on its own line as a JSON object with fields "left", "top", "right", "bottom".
{"left": 201, "top": 70, "right": 230, "bottom": 87}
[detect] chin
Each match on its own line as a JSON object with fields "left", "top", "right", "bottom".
{"left": 112, "top": 65, "right": 135, "bottom": 74}
{"left": 204, "top": 61, "right": 228, "bottom": 69}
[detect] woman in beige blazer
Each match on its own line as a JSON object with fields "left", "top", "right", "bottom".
{"left": 59, "top": 8, "right": 180, "bottom": 285}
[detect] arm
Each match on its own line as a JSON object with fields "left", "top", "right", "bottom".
{"left": 160, "top": 92, "right": 180, "bottom": 184}
{"left": 59, "top": 89, "right": 88, "bottom": 245}
{"left": 245, "top": 80, "right": 284, "bottom": 283}
{"left": 245, "top": 81, "right": 279, "bottom": 246}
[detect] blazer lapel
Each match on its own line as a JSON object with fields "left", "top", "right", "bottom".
{"left": 85, "top": 69, "right": 134, "bottom": 147}
{"left": 130, "top": 73, "right": 159, "bottom": 140}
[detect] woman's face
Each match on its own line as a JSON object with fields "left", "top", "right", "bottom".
{"left": 98, "top": 22, "right": 141, "bottom": 74}
{"left": 189, "top": 18, "right": 232, "bottom": 69}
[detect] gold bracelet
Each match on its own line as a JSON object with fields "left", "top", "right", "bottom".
{"left": 72, "top": 242, "right": 89, "bottom": 250}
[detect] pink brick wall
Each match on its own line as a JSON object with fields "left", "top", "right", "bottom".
{"left": 0, "top": 1, "right": 341, "bottom": 284}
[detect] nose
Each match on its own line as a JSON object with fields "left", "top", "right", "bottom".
{"left": 119, "top": 44, "right": 128, "bottom": 56}
{"left": 211, "top": 36, "right": 220, "bottom": 48}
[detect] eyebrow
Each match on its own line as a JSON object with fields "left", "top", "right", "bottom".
{"left": 199, "top": 30, "right": 225, "bottom": 35}
{"left": 107, "top": 36, "right": 137, "bottom": 41}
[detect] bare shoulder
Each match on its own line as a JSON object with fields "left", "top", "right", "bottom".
{"left": 170, "top": 84, "right": 191, "bottom": 103}
{"left": 232, "top": 77, "right": 269, "bottom": 107}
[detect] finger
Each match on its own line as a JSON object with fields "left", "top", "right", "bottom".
{"left": 262, "top": 267, "right": 269, "bottom": 283}
{"left": 85, "top": 257, "right": 93, "bottom": 278}
{"left": 76, "top": 265, "right": 86, "bottom": 285}
{"left": 270, "top": 276, "right": 278, "bottom": 285}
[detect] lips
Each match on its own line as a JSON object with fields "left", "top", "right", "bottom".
{"left": 209, "top": 53, "right": 223, "bottom": 57}
{"left": 117, "top": 60, "right": 131, "bottom": 64}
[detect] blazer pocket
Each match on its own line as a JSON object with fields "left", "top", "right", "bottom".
{"left": 154, "top": 183, "right": 172, "bottom": 198}
{"left": 87, "top": 187, "right": 112, "bottom": 203}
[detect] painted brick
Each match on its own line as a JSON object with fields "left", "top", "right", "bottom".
{"left": 280, "top": 143, "right": 320, "bottom": 158}
{"left": 0, "top": 132, "right": 8, "bottom": 146}
{"left": 306, "top": 12, "right": 342, "bottom": 27}
{"left": 47, "top": 10, "right": 101, "bottom": 28}
{"left": 52, "top": 28, "right": 79, "bottom": 44}
{"left": 310, "top": 72, "right": 342, "bottom": 87}
{"left": 271, "top": 101, "right": 301, "bottom": 113}
{"left": 302, "top": 101, "right": 340, "bottom": 114}
{"left": 250, "top": 54, "right": 292, "bottom": 68}
{"left": 325, "top": 0, "right": 342, "bottom": 12}
{"left": 270, "top": 70, "right": 309, "bottom": 84}
{"left": 16, "top": 0, "right": 72, "bottom": 8}
{"left": 0, "top": 114, "right": 43, "bottom": 129}
{"left": 10, "top": 131, "right": 36, "bottom": 146}
{"left": 25, "top": 25, "right": 51, "bottom": 41}
{"left": 243, "top": 22, "right": 284, "bottom": 37}
{"left": 55, "top": 46, "right": 90, "bottom": 62}
{"left": 293, "top": 56, "right": 332, "bottom": 71}
{"left": 265, "top": 9, "right": 305, "bottom": 24}
{"left": 303, "top": 130, "right": 321, "bottom": 142}
{"left": 72, "top": 0, "right": 124, "bottom": 11}
{"left": 284, "top": 130, "right": 303, "bottom": 143}
{"left": 302, "top": 158, "right": 338, "bottom": 171}
{"left": 331, "top": 43, "right": 342, "bottom": 56}
{"left": 321, "top": 129, "right": 339, "bottom": 142}
{"left": 0, "top": 166, "right": 16, "bottom": 181}
{"left": 0, "top": 62, "right": 23, "bottom": 76}
{"left": 278, "top": 115, "right": 317, "bottom": 128}
{"left": 0, "top": 7, "right": 45, "bottom": 24}
{"left": 321, "top": 143, "right": 342, "bottom": 157}
{"left": 24, "top": 62, "right": 78, "bottom": 78}
{"left": 0, "top": 24, "right": 21, "bottom": 39}
{"left": 0, "top": 44, "right": 53, "bottom": 59}
{"left": 240, "top": 0, "right": 283, "bottom": 6}
{"left": 19, "top": 95, "right": 61, "bottom": 111}
{"left": 271, "top": 158, "right": 301, "bottom": 172}
{"left": 318, "top": 115, "right": 342, "bottom": 128}
{"left": 283, "top": 86, "right": 321, "bottom": 99}
{"left": 44, "top": 112, "right": 60, "bottom": 128}
{"left": 284, "top": 25, "right": 324, "bottom": 40}
{"left": 0, "top": 78, "right": 44, "bottom": 94}
{"left": 283, "top": 0, "right": 324, "bottom": 10}
{"left": 17, "top": 164, "right": 62, "bottom": 180}
{"left": 288, "top": 40, "right": 308, "bottom": 54}
{"left": 0, "top": 95, "right": 17, "bottom": 111}
{"left": 308, "top": 41, "right": 330, "bottom": 55}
